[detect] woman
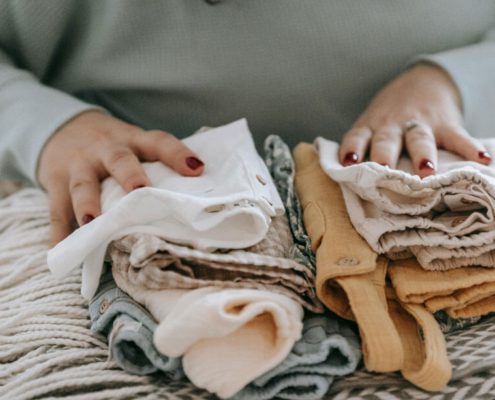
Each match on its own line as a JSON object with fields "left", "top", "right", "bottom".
{"left": 0, "top": 0, "right": 494, "bottom": 244}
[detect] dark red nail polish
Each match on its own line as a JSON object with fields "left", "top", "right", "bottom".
{"left": 133, "top": 184, "right": 146, "bottom": 190}
{"left": 479, "top": 151, "right": 492, "bottom": 161}
{"left": 343, "top": 152, "right": 359, "bottom": 166}
{"left": 186, "top": 157, "right": 204, "bottom": 170}
{"left": 82, "top": 214, "right": 94, "bottom": 225}
{"left": 419, "top": 159, "right": 435, "bottom": 171}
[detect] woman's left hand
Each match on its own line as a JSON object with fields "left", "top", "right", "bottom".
{"left": 339, "top": 63, "right": 491, "bottom": 178}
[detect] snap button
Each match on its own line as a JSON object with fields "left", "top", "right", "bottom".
{"left": 451, "top": 217, "right": 466, "bottom": 228}
{"left": 99, "top": 299, "right": 109, "bottom": 314}
{"left": 262, "top": 196, "right": 273, "bottom": 206}
{"left": 336, "top": 257, "right": 360, "bottom": 266}
{"left": 256, "top": 174, "right": 267, "bottom": 186}
{"left": 205, "top": 204, "right": 225, "bottom": 213}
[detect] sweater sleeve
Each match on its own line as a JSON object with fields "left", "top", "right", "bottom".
{"left": 0, "top": 49, "right": 103, "bottom": 186}
{"left": 415, "top": 28, "right": 495, "bottom": 139}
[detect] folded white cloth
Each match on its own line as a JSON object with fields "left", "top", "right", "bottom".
{"left": 114, "top": 275, "right": 303, "bottom": 399}
{"left": 316, "top": 138, "right": 495, "bottom": 270}
{"left": 47, "top": 119, "right": 284, "bottom": 299}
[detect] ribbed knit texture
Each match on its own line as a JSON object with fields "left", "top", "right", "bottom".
{"left": 0, "top": 1, "right": 494, "bottom": 183}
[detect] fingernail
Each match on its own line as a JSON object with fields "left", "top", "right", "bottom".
{"left": 82, "top": 214, "right": 94, "bottom": 225}
{"left": 419, "top": 159, "right": 435, "bottom": 171}
{"left": 379, "top": 163, "right": 389, "bottom": 168}
{"left": 343, "top": 152, "right": 359, "bottom": 166}
{"left": 133, "top": 184, "right": 146, "bottom": 190}
{"left": 186, "top": 157, "right": 204, "bottom": 170}
{"left": 479, "top": 151, "right": 492, "bottom": 162}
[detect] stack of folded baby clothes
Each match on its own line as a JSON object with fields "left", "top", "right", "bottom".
{"left": 48, "top": 121, "right": 361, "bottom": 400}
{"left": 315, "top": 138, "right": 495, "bottom": 321}
{"left": 293, "top": 143, "right": 452, "bottom": 392}
{"left": 291, "top": 137, "right": 495, "bottom": 394}
{"left": 316, "top": 138, "right": 495, "bottom": 271}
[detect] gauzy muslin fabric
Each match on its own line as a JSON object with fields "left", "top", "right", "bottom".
{"left": 316, "top": 138, "right": 495, "bottom": 271}
{"left": 47, "top": 119, "right": 284, "bottom": 299}
{"left": 109, "top": 214, "right": 322, "bottom": 312}
{"left": 112, "top": 276, "right": 304, "bottom": 400}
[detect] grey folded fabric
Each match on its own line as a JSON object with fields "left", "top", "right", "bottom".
{"left": 89, "top": 265, "right": 182, "bottom": 378}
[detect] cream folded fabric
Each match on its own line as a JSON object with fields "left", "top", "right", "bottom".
{"left": 109, "top": 214, "right": 322, "bottom": 312}
{"left": 389, "top": 257, "right": 495, "bottom": 319}
{"left": 47, "top": 119, "right": 284, "bottom": 299}
{"left": 316, "top": 138, "right": 495, "bottom": 271}
{"left": 113, "top": 273, "right": 303, "bottom": 399}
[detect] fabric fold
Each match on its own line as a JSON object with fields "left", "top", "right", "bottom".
{"left": 232, "top": 314, "right": 361, "bottom": 400}
{"left": 109, "top": 213, "right": 321, "bottom": 312}
{"left": 389, "top": 258, "right": 495, "bottom": 319}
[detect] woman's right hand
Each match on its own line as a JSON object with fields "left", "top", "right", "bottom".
{"left": 37, "top": 110, "right": 205, "bottom": 246}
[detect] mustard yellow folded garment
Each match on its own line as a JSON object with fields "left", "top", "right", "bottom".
{"left": 294, "top": 143, "right": 402, "bottom": 372}
{"left": 386, "top": 288, "right": 451, "bottom": 391}
{"left": 389, "top": 258, "right": 495, "bottom": 318}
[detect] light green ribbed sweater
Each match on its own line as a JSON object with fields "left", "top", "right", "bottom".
{"left": 0, "top": 0, "right": 494, "bottom": 185}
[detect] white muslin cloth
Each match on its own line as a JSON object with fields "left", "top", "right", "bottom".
{"left": 114, "top": 276, "right": 303, "bottom": 399}
{"left": 316, "top": 138, "right": 495, "bottom": 270}
{"left": 47, "top": 119, "right": 284, "bottom": 299}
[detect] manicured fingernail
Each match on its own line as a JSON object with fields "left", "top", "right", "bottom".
{"left": 419, "top": 159, "right": 435, "bottom": 171}
{"left": 343, "top": 152, "right": 359, "bottom": 166}
{"left": 82, "top": 214, "right": 94, "bottom": 225}
{"left": 186, "top": 157, "right": 204, "bottom": 170}
{"left": 479, "top": 151, "right": 492, "bottom": 161}
{"left": 133, "top": 184, "right": 146, "bottom": 190}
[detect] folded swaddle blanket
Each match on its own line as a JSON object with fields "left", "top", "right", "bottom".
{"left": 47, "top": 119, "right": 284, "bottom": 299}
{"left": 316, "top": 138, "right": 495, "bottom": 271}
{"left": 109, "top": 213, "right": 321, "bottom": 312}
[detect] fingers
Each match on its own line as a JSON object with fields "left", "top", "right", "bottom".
{"left": 132, "top": 131, "right": 205, "bottom": 176}
{"left": 101, "top": 147, "right": 151, "bottom": 192}
{"left": 404, "top": 122, "right": 438, "bottom": 178}
{"left": 69, "top": 165, "right": 101, "bottom": 226}
{"left": 437, "top": 125, "right": 492, "bottom": 165}
{"left": 46, "top": 180, "right": 74, "bottom": 247}
{"left": 339, "top": 127, "right": 372, "bottom": 165}
{"left": 369, "top": 125, "right": 403, "bottom": 168}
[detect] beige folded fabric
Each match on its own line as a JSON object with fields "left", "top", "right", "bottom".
{"left": 389, "top": 258, "right": 495, "bottom": 318}
{"left": 109, "top": 214, "right": 322, "bottom": 312}
{"left": 293, "top": 143, "right": 403, "bottom": 373}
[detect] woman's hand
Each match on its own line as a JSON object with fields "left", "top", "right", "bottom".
{"left": 38, "top": 111, "right": 205, "bottom": 246}
{"left": 339, "top": 63, "right": 491, "bottom": 177}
